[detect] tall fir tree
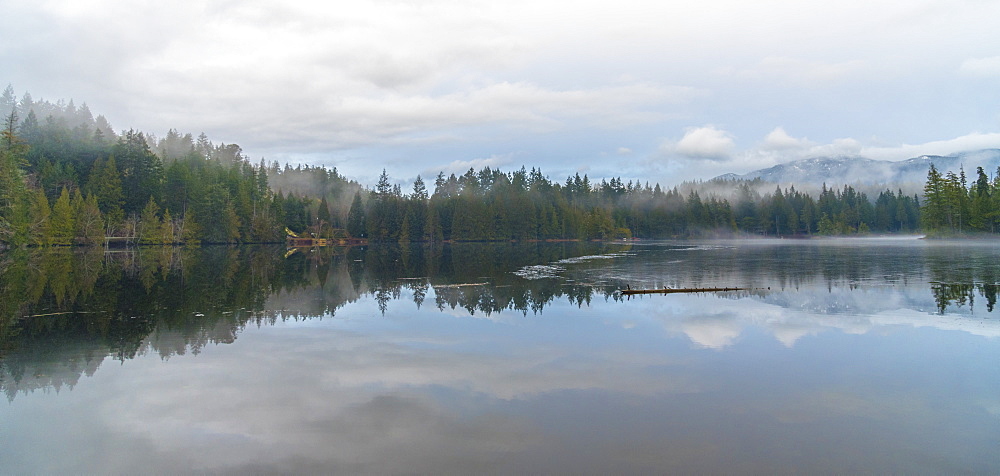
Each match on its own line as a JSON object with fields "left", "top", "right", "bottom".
{"left": 114, "top": 129, "right": 164, "bottom": 215}
{"left": 138, "top": 198, "right": 162, "bottom": 245}
{"left": 0, "top": 109, "right": 29, "bottom": 245}
{"left": 347, "top": 191, "right": 366, "bottom": 238}
{"left": 27, "top": 187, "right": 50, "bottom": 246}
{"left": 74, "top": 192, "right": 104, "bottom": 245}
{"left": 49, "top": 187, "right": 75, "bottom": 246}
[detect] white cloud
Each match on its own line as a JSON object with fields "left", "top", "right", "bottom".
{"left": 808, "top": 137, "right": 865, "bottom": 157}
{"left": 762, "top": 127, "right": 813, "bottom": 151}
{"left": 436, "top": 154, "right": 515, "bottom": 176}
{"left": 861, "top": 132, "right": 1000, "bottom": 161}
{"left": 6, "top": 0, "right": 1000, "bottom": 188}
{"left": 960, "top": 56, "right": 1000, "bottom": 78}
{"left": 643, "top": 128, "right": 1000, "bottom": 186}
{"left": 674, "top": 125, "right": 735, "bottom": 160}
{"left": 734, "top": 56, "right": 866, "bottom": 84}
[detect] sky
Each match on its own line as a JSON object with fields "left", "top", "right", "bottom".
{"left": 4, "top": 0, "right": 1000, "bottom": 188}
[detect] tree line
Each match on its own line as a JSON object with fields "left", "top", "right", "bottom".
{"left": 0, "top": 86, "right": 360, "bottom": 247}
{"left": 921, "top": 164, "right": 1000, "bottom": 234}
{"left": 340, "top": 167, "right": 925, "bottom": 242}
{"left": 2, "top": 85, "right": 997, "bottom": 247}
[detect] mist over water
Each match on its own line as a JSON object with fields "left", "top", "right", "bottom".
{"left": 1, "top": 240, "right": 998, "bottom": 473}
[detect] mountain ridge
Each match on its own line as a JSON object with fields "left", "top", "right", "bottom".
{"left": 713, "top": 149, "right": 1000, "bottom": 187}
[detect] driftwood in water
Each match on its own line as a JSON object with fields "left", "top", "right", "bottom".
{"left": 620, "top": 287, "right": 747, "bottom": 296}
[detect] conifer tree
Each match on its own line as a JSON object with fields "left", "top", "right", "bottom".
{"left": 398, "top": 213, "right": 410, "bottom": 244}
{"left": 160, "top": 210, "right": 175, "bottom": 244}
{"left": 86, "top": 155, "right": 125, "bottom": 227}
{"left": 138, "top": 198, "right": 162, "bottom": 245}
{"left": 49, "top": 187, "right": 75, "bottom": 245}
{"left": 424, "top": 208, "right": 442, "bottom": 242}
{"left": 180, "top": 213, "right": 201, "bottom": 245}
{"left": 970, "top": 167, "right": 992, "bottom": 231}
{"left": 347, "top": 191, "right": 366, "bottom": 238}
{"left": 317, "top": 195, "right": 332, "bottom": 237}
{"left": 921, "top": 164, "right": 947, "bottom": 232}
{"left": 27, "top": 187, "right": 50, "bottom": 246}
{"left": 75, "top": 193, "right": 104, "bottom": 245}
{"left": 0, "top": 110, "right": 29, "bottom": 245}
{"left": 114, "top": 129, "right": 164, "bottom": 215}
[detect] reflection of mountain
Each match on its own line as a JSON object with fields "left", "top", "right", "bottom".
{"left": 646, "top": 289, "right": 1000, "bottom": 351}
{"left": 2, "top": 240, "right": 998, "bottom": 399}
{"left": 601, "top": 240, "right": 1000, "bottom": 348}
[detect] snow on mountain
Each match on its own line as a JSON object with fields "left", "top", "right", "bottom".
{"left": 714, "top": 149, "right": 1000, "bottom": 187}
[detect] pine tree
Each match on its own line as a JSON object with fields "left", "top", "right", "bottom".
{"left": 180, "top": 213, "right": 201, "bottom": 245}
{"left": 817, "top": 213, "right": 836, "bottom": 235}
{"left": 49, "top": 187, "right": 76, "bottom": 245}
{"left": 424, "top": 207, "right": 442, "bottom": 242}
{"left": 138, "top": 198, "right": 162, "bottom": 245}
{"left": 86, "top": 154, "right": 125, "bottom": 227}
{"left": 222, "top": 202, "right": 241, "bottom": 243}
{"left": 347, "top": 191, "right": 366, "bottom": 238}
{"left": 0, "top": 84, "right": 15, "bottom": 114}
{"left": 74, "top": 193, "right": 104, "bottom": 245}
{"left": 160, "top": 210, "right": 175, "bottom": 244}
{"left": 0, "top": 109, "right": 29, "bottom": 245}
{"left": 114, "top": 129, "right": 164, "bottom": 215}
{"left": 412, "top": 175, "right": 428, "bottom": 200}
{"left": 375, "top": 169, "right": 392, "bottom": 197}
{"left": 27, "top": 187, "right": 50, "bottom": 246}
{"left": 317, "top": 195, "right": 332, "bottom": 236}
{"left": 398, "top": 213, "right": 411, "bottom": 244}
{"left": 921, "top": 164, "right": 947, "bottom": 232}
{"left": 967, "top": 166, "right": 991, "bottom": 232}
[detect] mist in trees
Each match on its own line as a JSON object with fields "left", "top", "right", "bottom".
{"left": 1, "top": 84, "right": 997, "bottom": 249}
{"left": 340, "top": 167, "right": 926, "bottom": 242}
{"left": 0, "top": 86, "right": 325, "bottom": 247}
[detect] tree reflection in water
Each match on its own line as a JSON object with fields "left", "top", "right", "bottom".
{"left": 0, "top": 242, "right": 628, "bottom": 400}
{"left": 1, "top": 240, "right": 998, "bottom": 400}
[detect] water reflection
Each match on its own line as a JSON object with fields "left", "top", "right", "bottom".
{"left": 2, "top": 240, "right": 999, "bottom": 473}
{"left": 1, "top": 239, "right": 999, "bottom": 401}
{"left": 0, "top": 243, "right": 629, "bottom": 399}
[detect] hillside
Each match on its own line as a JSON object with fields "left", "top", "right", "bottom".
{"left": 714, "top": 149, "right": 1000, "bottom": 187}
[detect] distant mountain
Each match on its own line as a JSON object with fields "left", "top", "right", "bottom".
{"left": 714, "top": 149, "right": 1000, "bottom": 187}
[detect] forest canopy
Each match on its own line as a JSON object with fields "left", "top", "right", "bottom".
{"left": 1, "top": 85, "right": 997, "bottom": 248}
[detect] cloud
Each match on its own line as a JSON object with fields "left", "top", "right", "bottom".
{"left": 807, "top": 137, "right": 865, "bottom": 157}
{"left": 641, "top": 125, "right": 1000, "bottom": 187}
{"left": 435, "top": 154, "right": 515, "bottom": 176}
{"left": 751, "top": 131, "right": 1000, "bottom": 168}
{"left": 860, "top": 132, "right": 1000, "bottom": 161}
{"left": 7, "top": 0, "right": 1000, "bottom": 190}
{"left": 761, "top": 127, "right": 813, "bottom": 151}
{"left": 732, "top": 56, "right": 866, "bottom": 84}
{"left": 674, "top": 126, "right": 735, "bottom": 160}
{"left": 143, "top": 80, "right": 689, "bottom": 158}
{"left": 959, "top": 56, "right": 1000, "bottom": 78}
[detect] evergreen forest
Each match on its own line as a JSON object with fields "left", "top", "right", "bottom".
{"left": 0, "top": 86, "right": 998, "bottom": 248}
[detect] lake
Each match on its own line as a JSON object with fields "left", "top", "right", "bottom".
{"left": 1, "top": 239, "right": 999, "bottom": 474}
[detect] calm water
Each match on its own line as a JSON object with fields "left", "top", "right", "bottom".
{"left": 1, "top": 239, "right": 999, "bottom": 474}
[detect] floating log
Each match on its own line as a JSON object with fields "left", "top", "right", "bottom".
{"left": 620, "top": 287, "right": 747, "bottom": 296}
{"left": 435, "top": 283, "right": 489, "bottom": 288}
{"left": 23, "top": 311, "right": 102, "bottom": 318}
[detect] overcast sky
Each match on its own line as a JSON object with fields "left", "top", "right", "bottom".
{"left": 4, "top": 0, "right": 1000, "bottom": 187}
